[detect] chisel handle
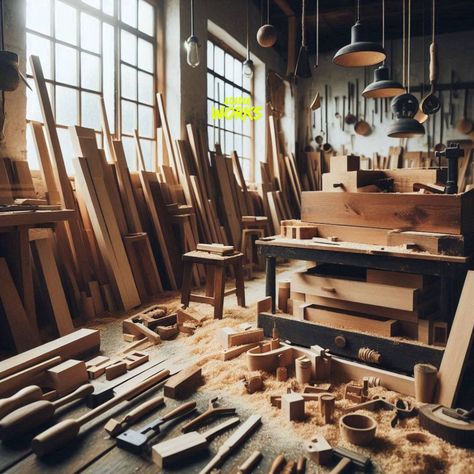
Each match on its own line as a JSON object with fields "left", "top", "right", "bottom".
{"left": 52, "top": 384, "right": 95, "bottom": 409}
{"left": 330, "top": 457, "right": 352, "bottom": 474}
{"left": 0, "top": 385, "right": 43, "bottom": 419}
{"left": 161, "top": 401, "right": 197, "bottom": 423}
{"left": 123, "top": 395, "right": 164, "bottom": 425}
{"left": 429, "top": 42, "right": 438, "bottom": 85}
{"left": 31, "top": 418, "right": 80, "bottom": 457}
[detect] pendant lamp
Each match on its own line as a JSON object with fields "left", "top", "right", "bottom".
{"left": 295, "top": 0, "right": 311, "bottom": 78}
{"left": 257, "top": 0, "right": 277, "bottom": 48}
{"left": 185, "top": 0, "right": 200, "bottom": 67}
{"left": 333, "top": 0, "right": 386, "bottom": 68}
{"left": 243, "top": 0, "right": 254, "bottom": 79}
{"left": 363, "top": 0, "right": 404, "bottom": 97}
{"left": 388, "top": 0, "right": 424, "bottom": 137}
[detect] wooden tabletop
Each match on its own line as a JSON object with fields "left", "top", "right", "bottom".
{"left": 182, "top": 250, "right": 244, "bottom": 265}
{"left": 0, "top": 209, "right": 75, "bottom": 227}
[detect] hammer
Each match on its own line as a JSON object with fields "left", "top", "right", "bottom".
{"left": 116, "top": 401, "right": 196, "bottom": 454}
{"left": 331, "top": 446, "right": 371, "bottom": 473}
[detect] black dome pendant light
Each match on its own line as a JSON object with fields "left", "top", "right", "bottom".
{"left": 363, "top": 0, "right": 405, "bottom": 98}
{"left": 388, "top": 0, "right": 425, "bottom": 138}
{"left": 295, "top": 0, "right": 311, "bottom": 78}
{"left": 333, "top": 0, "right": 386, "bottom": 68}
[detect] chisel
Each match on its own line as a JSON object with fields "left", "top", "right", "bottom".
{"left": 31, "top": 369, "right": 170, "bottom": 456}
{"left": 198, "top": 414, "right": 262, "bottom": 474}
{"left": 0, "top": 383, "right": 94, "bottom": 441}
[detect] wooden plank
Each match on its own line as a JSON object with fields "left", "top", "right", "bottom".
{"left": 0, "top": 158, "right": 13, "bottom": 204}
{"left": 30, "top": 121, "right": 61, "bottom": 205}
{"left": 163, "top": 365, "right": 202, "bottom": 399}
{"left": 301, "top": 191, "right": 473, "bottom": 234}
{"left": 436, "top": 271, "right": 474, "bottom": 407}
{"left": 99, "top": 97, "right": 117, "bottom": 164}
{"left": 231, "top": 151, "right": 254, "bottom": 215}
{"left": 0, "top": 258, "right": 40, "bottom": 352}
{"left": 303, "top": 305, "right": 399, "bottom": 337}
{"left": 267, "top": 191, "right": 281, "bottom": 234}
{"left": 322, "top": 170, "right": 385, "bottom": 192}
{"left": 31, "top": 237, "right": 75, "bottom": 336}
{"left": 383, "top": 168, "right": 447, "bottom": 193}
{"left": 366, "top": 269, "right": 428, "bottom": 288}
{"left": 30, "top": 55, "right": 92, "bottom": 286}
{"left": 11, "top": 160, "right": 36, "bottom": 198}
{"left": 268, "top": 115, "right": 281, "bottom": 188}
{"left": 156, "top": 92, "right": 178, "bottom": 178}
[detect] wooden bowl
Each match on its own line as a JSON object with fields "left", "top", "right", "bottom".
{"left": 340, "top": 413, "right": 377, "bottom": 446}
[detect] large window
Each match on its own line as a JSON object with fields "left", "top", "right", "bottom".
{"left": 207, "top": 38, "right": 253, "bottom": 180}
{"left": 26, "top": 0, "right": 156, "bottom": 172}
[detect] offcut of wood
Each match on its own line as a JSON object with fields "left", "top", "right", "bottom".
{"left": 219, "top": 328, "right": 264, "bottom": 349}
{"left": 45, "top": 360, "right": 88, "bottom": 395}
{"left": 163, "top": 365, "right": 203, "bottom": 399}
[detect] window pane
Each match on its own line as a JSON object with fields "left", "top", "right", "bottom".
{"left": 233, "top": 59, "right": 242, "bottom": 87}
{"left": 235, "top": 134, "right": 243, "bottom": 156}
{"left": 81, "top": 92, "right": 101, "bottom": 129}
{"left": 121, "top": 0, "right": 138, "bottom": 28}
{"left": 138, "top": 105, "right": 154, "bottom": 137}
{"left": 214, "top": 46, "right": 224, "bottom": 76}
{"left": 243, "top": 136, "right": 251, "bottom": 157}
{"left": 215, "top": 77, "right": 224, "bottom": 103}
{"left": 207, "top": 73, "right": 213, "bottom": 99}
{"left": 27, "top": 33, "right": 52, "bottom": 79}
{"left": 225, "top": 53, "right": 234, "bottom": 83}
{"left": 55, "top": 44, "right": 78, "bottom": 86}
{"left": 81, "top": 52, "right": 101, "bottom": 91}
{"left": 207, "top": 41, "right": 213, "bottom": 70}
{"left": 102, "top": 0, "right": 114, "bottom": 15}
{"left": 55, "top": 1, "right": 78, "bottom": 45}
{"left": 55, "top": 86, "right": 78, "bottom": 126}
{"left": 103, "top": 22, "right": 115, "bottom": 133}
{"left": 82, "top": 0, "right": 100, "bottom": 8}
{"left": 121, "top": 30, "right": 137, "bottom": 65}
{"left": 121, "top": 100, "right": 137, "bottom": 134}
{"left": 27, "top": 124, "right": 39, "bottom": 170}
{"left": 121, "top": 65, "right": 137, "bottom": 100}
{"left": 224, "top": 131, "right": 233, "bottom": 154}
{"left": 27, "top": 82, "right": 52, "bottom": 122}
{"left": 242, "top": 159, "right": 250, "bottom": 181}
{"left": 207, "top": 100, "right": 214, "bottom": 125}
{"left": 138, "top": 71, "right": 154, "bottom": 105}
{"left": 122, "top": 135, "right": 136, "bottom": 169}
{"left": 138, "top": 0, "right": 154, "bottom": 36}
{"left": 138, "top": 39, "right": 153, "bottom": 73}
{"left": 224, "top": 82, "right": 232, "bottom": 105}
{"left": 57, "top": 127, "right": 75, "bottom": 174}
{"left": 27, "top": 0, "right": 51, "bottom": 35}
{"left": 81, "top": 13, "right": 100, "bottom": 53}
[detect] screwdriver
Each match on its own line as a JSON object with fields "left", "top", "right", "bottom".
{"left": 0, "top": 384, "right": 94, "bottom": 441}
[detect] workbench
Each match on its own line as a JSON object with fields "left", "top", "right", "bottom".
{"left": 256, "top": 237, "right": 473, "bottom": 374}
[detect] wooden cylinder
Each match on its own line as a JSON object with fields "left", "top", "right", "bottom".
{"left": 276, "top": 367, "right": 288, "bottom": 382}
{"left": 320, "top": 394, "right": 336, "bottom": 424}
{"left": 414, "top": 363, "right": 438, "bottom": 403}
{"left": 295, "top": 356, "right": 311, "bottom": 385}
{"left": 278, "top": 280, "right": 291, "bottom": 313}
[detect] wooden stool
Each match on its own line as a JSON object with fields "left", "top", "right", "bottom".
{"left": 181, "top": 251, "right": 245, "bottom": 319}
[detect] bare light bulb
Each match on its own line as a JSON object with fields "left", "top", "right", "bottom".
{"left": 185, "top": 35, "right": 200, "bottom": 68}
{"left": 243, "top": 58, "right": 254, "bottom": 79}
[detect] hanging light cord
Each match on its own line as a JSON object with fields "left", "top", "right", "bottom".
{"left": 301, "top": 0, "right": 306, "bottom": 47}
{"left": 407, "top": 0, "right": 411, "bottom": 92}
{"left": 315, "top": 0, "right": 319, "bottom": 66}
{"left": 0, "top": 0, "right": 4, "bottom": 49}
{"left": 432, "top": 0, "right": 435, "bottom": 43}
{"left": 246, "top": 0, "right": 250, "bottom": 59}
{"left": 267, "top": 0, "right": 269, "bottom": 24}
{"left": 356, "top": 0, "right": 360, "bottom": 22}
{"left": 402, "top": 0, "right": 406, "bottom": 88}
{"left": 190, "top": 0, "right": 195, "bottom": 36}
{"left": 382, "top": 0, "right": 385, "bottom": 48}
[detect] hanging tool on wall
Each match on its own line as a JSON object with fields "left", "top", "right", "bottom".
{"left": 436, "top": 144, "right": 464, "bottom": 194}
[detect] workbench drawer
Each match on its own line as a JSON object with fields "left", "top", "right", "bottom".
{"left": 291, "top": 271, "right": 420, "bottom": 311}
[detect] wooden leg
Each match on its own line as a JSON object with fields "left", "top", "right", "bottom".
{"left": 205, "top": 265, "right": 215, "bottom": 297}
{"left": 181, "top": 261, "right": 193, "bottom": 307}
{"left": 234, "top": 262, "right": 246, "bottom": 308}
{"left": 213, "top": 266, "right": 225, "bottom": 319}
{"left": 266, "top": 256, "right": 276, "bottom": 313}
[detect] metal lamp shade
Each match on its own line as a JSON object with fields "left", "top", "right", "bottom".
{"left": 362, "top": 65, "right": 405, "bottom": 98}
{"left": 295, "top": 45, "right": 312, "bottom": 78}
{"left": 333, "top": 21, "right": 386, "bottom": 67}
{"left": 388, "top": 93, "right": 425, "bottom": 137}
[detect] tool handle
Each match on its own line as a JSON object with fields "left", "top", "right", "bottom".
{"left": 0, "top": 385, "right": 43, "bottom": 419}
{"left": 53, "top": 384, "right": 94, "bottom": 409}
{"left": 181, "top": 407, "right": 236, "bottom": 433}
{"left": 79, "top": 369, "right": 170, "bottom": 425}
{"left": 238, "top": 450, "right": 262, "bottom": 474}
{"left": 203, "top": 416, "right": 239, "bottom": 441}
{"left": 31, "top": 418, "right": 80, "bottom": 457}
{"left": 429, "top": 42, "right": 438, "bottom": 84}
{"left": 123, "top": 395, "right": 165, "bottom": 425}
{"left": 198, "top": 446, "right": 230, "bottom": 474}
{"left": 161, "top": 401, "right": 197, "bottom": 423}
{"left": 330, "top": 457, "right": 352, "bottom": 474}
{"left": 269, "top": 453, "right": 286, "bottom": 474}
{"left": 321, "top": 286, "right": 336, "bottom": 293}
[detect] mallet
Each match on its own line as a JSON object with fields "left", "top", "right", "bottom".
{"left": 0, "top": 386, "right": 44, "bottom": 419}
{"left": 31, "top": 369, "right": 170, "bottom": 456}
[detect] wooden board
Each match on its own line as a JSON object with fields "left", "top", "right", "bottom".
{"left": 11, "top": 160, "right": 36, "bottom": 198}
{"left": 436, "top": 271, "right": 474, "bottom": 407}
{"left": 0, "top": 258, "right": 40, "bottom": 352}
{"left": 301, "top": 190, "right": 474, "bottom": 235}
{"left": 0, "top": 158, "right": 13, "bottom": 204}
{"left": 31, "top": 237, "right": 74, "bottom": 336}
{"left": 322, "top": 170, "right": 385, "bottom": 192}
{"left": 156, "top": 93, "right": 179, "bottom": 177}
{"left": 163, "top": 365, "right": 203, "bottom": 399}
{"left": 383, "top": 168, "right": 447, "bottom": 193}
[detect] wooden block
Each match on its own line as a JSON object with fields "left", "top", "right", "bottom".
{"left": 276, "top": 367, "right": 288, "bottom": 382}
{"left": 245, "top": 371, "right": 263, "bottom": 393}
{"left": 156, "top": 324, "right": 179, "bottom": 340}
{"left": 179, "top": 322, "right": 197, "bottom": 335}
{"left": 11, "top": 160, "right": 36, "bottom": 198}
{"left": 322, "top": 170, "right": 384, "bottom": 192}
{"left": 123, "top": 333, "right": 138, "bottom": 342}
{"left": 320, "top": 394, "right": 336, "bottom": 424}
{"left": 177, "top": 309, "right": 206, "bottom": 326}
{"left": 124, "top": 351, "right": 149, "bottom": 370}
{"left": 220, "top": 342, "right": 262, "bottom": 361}
{"left": 45, "top": 359, "right": 88, "bottom": 395}
{"left": 304, "top": 305, "right": 399, "bottom": 337}
{"left": 163, "top": 365, "right": 203, "bottom": 399}
{"left": 226, "top": 329, "right": 264, "bottom": 348}
{"left": 196, "top": 243, "right": 234, "bottom": 255}
{"left": 85, "top": 356, "right": 110, "bottom": 368}
{"left": 105, "top": 361, "right": 127, "bottom": 380}
{"left": 330, "top": 154, "right": 360, "bottom": 173}
{"left": 418, "top": 319, "right": 432, "bottom": 344}
{"left": 384, "top": 168, "right": 447, "bottom": 193}
{"left": 257, "top": 297, "right": 272, "bottom": 313}
{"left": 304, "top": 383, "right": 332, "bottom": 393}
{"left": 301, "top": 190, "right": 474, "bottom": 235}
{"left": 278, "top": 280, "right": 290, "bottom": 313}
{"left": 436, "top": 271, "right": 474, "bottom": 407}
{"left": 133, "top": 323, "right": 161, "bottom": 344}
{"left": 295, "top": 356, "right": 312, "bottom": 385}
{"left": 306, "top": 434, "right": 332, "bottom": 465}
{"left": 282, "top": 393, "right": 305, "bottom": 421}
{"left": 432, "top": 321, "right": 448, "bottom": 347}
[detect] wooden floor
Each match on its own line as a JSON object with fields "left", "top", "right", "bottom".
{"left": 1, "top": 264, "right": 306, "bottom": 474}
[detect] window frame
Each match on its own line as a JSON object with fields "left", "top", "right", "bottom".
{"left": 206, "top": 33, "right": 255, "bottom": 182}
{"left": 25, "top": 0, "right": 157, "bottom": 171}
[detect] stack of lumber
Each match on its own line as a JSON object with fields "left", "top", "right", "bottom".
{"left": 287, "top": 265, "right": 443, "bottom": 344}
